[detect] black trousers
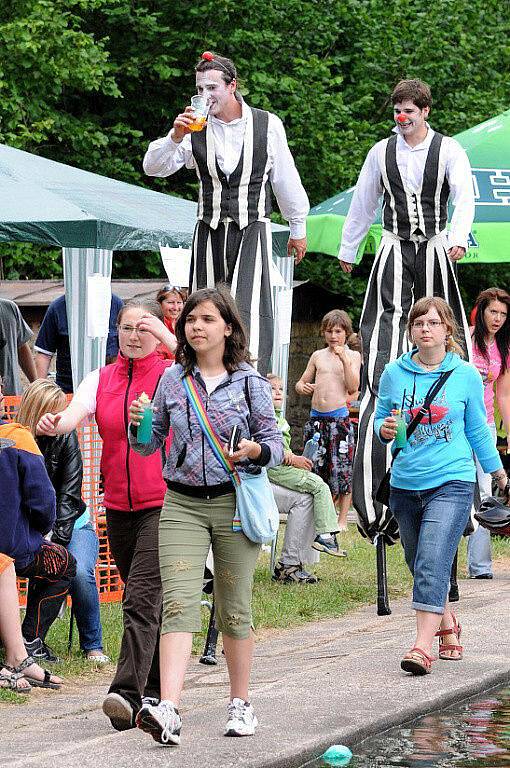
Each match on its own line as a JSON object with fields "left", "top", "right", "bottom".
{"left": 190, "top": 219, "right": 274, "bottom": 375}
{"left": 17, "top": 541, "right": 76, "bottom": 642}
{"left": 352, "top": 233, "right": 470, "bottom": 542}
{"left": 106, "top": 507, "right": 162, "bottom": 710}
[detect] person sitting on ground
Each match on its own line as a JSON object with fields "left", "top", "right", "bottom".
{"left": 267, "top": 374, "right": 346, "bottom": 584}
{"left": 0, "top": 376, "right": 73, "bottom": 673}
{"left": 295, "top": 310, "right": 361, "bottom": 532}
{"left": 0, "top": 554, "right": 62, "bottom": 691}
{"left": 18, "top": 379, "right": 109, "bottom": 664}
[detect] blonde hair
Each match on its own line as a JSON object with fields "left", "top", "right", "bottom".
{"left": 17, "top": 379, "right": 67, "bottom": 436}
{"left": 407, "top": 297, "right": 464, "bottom": 357}
{"left": 266, "top": 373, "right": 282, "bottom": 385}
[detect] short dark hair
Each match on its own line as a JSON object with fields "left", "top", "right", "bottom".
{"left": 391, "top": 79, "right": 432, "bottom": 110}
{"left": 175, "top": 285, "right": 251, "bottom": 374}
{"left": 195, "top": 53, "right": 237, "bottom": 86}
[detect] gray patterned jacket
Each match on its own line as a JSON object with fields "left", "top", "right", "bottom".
{"left": 130, "top": 362, "right": 283, "bottom": 488}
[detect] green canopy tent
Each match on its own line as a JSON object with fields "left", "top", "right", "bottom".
{"left": 0, "top": 143, "right": 291, "bottom": 387}
{"left": 306, "top": 109, "right": 510, "bottom": 264}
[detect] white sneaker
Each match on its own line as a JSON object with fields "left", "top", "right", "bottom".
{"left": 224, "top": 697, "right": 258, "bottom": 736}
{"left": 136, "top": 700, "right": 182, "bottom": 745}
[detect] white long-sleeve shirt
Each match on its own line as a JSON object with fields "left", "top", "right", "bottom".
{"left": 143, "top": 100, "right": 309, "bottom": 239}
{"left": 338, "top": 126, "right": 475, "bottom": 263}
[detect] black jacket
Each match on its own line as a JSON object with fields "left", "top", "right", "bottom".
{"left": 36, "top": 432, "right": 87, "bottom": 547}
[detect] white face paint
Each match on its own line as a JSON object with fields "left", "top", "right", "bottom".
{"left": 393, "top": 99, "right": 430, "bottom": 142}
{"left": 196, "top": 70, "right": 237, "bottom": 118}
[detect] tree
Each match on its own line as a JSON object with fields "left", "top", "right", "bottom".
{"left": 1, "top": 0, "right": 509, "bottom": 313}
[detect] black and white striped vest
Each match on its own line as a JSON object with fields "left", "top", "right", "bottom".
{"left": 378, "top": 132, "right": 450, "bottom": 240}
{"left": 190, "top": 106, "right": 272, "bottom": 231}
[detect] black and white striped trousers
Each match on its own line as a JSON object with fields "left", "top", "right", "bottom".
{"left": 352, "top": 232, "right": 471, "bottom": 542}
{"left": 190, "top": 219, "right": 273, "bottom": 375}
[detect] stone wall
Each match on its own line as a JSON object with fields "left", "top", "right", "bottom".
{"left": 285, "top": 319, "right": 324, "bottom": 451}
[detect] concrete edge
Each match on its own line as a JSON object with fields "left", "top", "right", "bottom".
{"left": 259, "top": 668, "right": 510, "bottom": 768}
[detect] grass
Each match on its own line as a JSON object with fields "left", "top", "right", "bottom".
{"left": 2, "top": 525, "right": 509, "bottom": 704}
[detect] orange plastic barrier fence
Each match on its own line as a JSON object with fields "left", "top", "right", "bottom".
{"left": 4, "top": 395, "right": 122, "bottom": 605}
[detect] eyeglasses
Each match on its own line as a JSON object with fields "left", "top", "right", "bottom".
{"left": 162, "top": 284, "right": 183, "bottom": 293}
{"left": 118, "top": 325, "right": 149, "bottom": 336}
{"left": 412, "top": 320, "right": 444, "bottom": 330}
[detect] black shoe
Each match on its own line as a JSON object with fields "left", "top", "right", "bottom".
{"left": 474, "top": 573, "right": 494, "bottom": 580}
{"left": 23, "top": 637, "right": 59, "bottom": 663}
{"left": 312, "top": 534, "right": 347, "bottom": 557}
{"left": 272, "top": 563, "right": 318, "bottom": 584}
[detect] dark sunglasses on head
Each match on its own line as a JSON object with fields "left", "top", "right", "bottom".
{"left": 162, "top": 284, "right": 183, "bottom": 293}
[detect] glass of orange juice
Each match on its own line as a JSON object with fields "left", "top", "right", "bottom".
{"left": 189, "top": 95, "right": 209, "bottom": 132}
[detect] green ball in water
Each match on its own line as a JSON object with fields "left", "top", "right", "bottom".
{"left": 322, "top": 744, "right": 353, "bottom": 766}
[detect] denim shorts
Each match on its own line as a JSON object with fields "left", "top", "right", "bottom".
{"left": 390, "top": 480, "right": 474, "bottom": 614}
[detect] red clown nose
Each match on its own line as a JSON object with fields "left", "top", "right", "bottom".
{"left": 396, "top": 114, "right": 408, "bottom": 124}
{"left": 202, "top": 51, "right": 214, "bottom": 61}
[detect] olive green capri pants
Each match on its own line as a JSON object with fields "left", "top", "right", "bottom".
{"left": 159, "top": 489, "right": 261, "bottom": 639}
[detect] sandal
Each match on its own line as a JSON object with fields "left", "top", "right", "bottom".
{"left": 5, "top": 656, "right": 62, "bottom": 689}
{"left": 0, "top": 668, "right": 32, "bottom": 693}
{"left": 400, "top": 646, "right": 436, "bottom": 676}
{"left": 436, "top": 613, "right": 463, "bottom": 660}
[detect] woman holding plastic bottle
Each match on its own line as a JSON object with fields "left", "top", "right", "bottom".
{"left": 129, "top": 286, "right": 283, "bottom": 746}
{"left": 375, "top": 296, "right": 509, "bottom": 676}
{"left": 37, "top": 299, "right": 176, "bottom": 731}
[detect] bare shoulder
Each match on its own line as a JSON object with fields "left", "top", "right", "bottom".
{"left": 347, "top": 348, "right": 362, "bottom": 366}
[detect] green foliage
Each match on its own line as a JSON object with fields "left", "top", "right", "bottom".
{"left": 1, "top": 0, "right": 509, "bottom": 300}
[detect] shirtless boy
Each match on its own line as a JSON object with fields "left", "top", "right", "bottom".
{"left": 295, "top": 310, "right": 361, "bottom": 529}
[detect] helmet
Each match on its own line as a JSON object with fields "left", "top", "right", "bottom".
{"left": 475, "top": 496, "right": 510, "bottom": 537}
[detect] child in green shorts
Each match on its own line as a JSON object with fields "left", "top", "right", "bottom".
{"left": 267, "top": 374, "right": 346, "bottom": 557}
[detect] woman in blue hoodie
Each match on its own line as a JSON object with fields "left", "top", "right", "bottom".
{"left": 375, "top": 297, "right": 509, "bottom": 676}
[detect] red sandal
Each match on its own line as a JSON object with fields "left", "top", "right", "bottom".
{"left": 436, "top": 613, "right": 463, "bottom": 660}
{"left": 400, "top": 646, "right": 436, "bottom": 676}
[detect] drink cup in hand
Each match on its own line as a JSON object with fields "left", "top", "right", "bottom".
{"left": 136, "top": 392, "right": 154, "bottom": 444}
{"left": 189, "top": 95, "right": 209, "bottom": 132}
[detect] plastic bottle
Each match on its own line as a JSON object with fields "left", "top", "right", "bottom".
{"left": 394, "top": 409, "right": 407, "bottom": 449}
{"left": 322, "top": 744, "right": 353, "bottom": 766}
{"left": 303, "top": 431, "right": 320, "bottom": 461}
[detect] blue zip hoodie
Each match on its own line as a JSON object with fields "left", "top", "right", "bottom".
{"left": 374, "top": 351, "right": 502, "bottom": 491}
{"left": 0, "top": 420, "right": 56, "bottom": 567}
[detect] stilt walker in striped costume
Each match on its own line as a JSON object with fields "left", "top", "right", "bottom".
{"left": 143, "top": 52, "right": 309, "bottom": 375}
{"left": 338, "top": 79, "right": 475, "bottom": 542}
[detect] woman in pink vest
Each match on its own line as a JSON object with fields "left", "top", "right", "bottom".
{"left": 37, "top": 299, "right": 176, "bottom": 731}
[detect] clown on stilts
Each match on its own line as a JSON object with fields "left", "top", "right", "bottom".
{"left": 338, "top": 79, "right": 475, "bottom": 540}
{"left": 144, "top": 51, "right": 309, "bottom": 375}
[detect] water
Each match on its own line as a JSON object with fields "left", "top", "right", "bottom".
{"left": 308, "top": 684, "right": 510, "bottom": 768}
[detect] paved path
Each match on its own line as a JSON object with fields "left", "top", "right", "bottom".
{"left": 3, "top": 569, "right": 509, "bottom": 768}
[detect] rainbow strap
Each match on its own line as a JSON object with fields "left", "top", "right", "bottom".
{"left": 182, "top": 375, "right": 242, "bottom": 531}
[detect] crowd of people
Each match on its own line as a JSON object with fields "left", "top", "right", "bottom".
{"left": 1, "top": 52, "right": 509, "bottom": 748}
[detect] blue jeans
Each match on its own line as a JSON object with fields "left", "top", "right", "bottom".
{"left": 67, "top": 523, "right": 103, "bottom": 652}
{"left": 467, "top": 424, "right": 495, "bottom": 577}
{"left": 390, "top": 481, "right": 474, "bottom": 614}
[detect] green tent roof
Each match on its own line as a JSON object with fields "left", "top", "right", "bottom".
{"left": 0, "top": 143, "right": 289, "bottom": 254}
